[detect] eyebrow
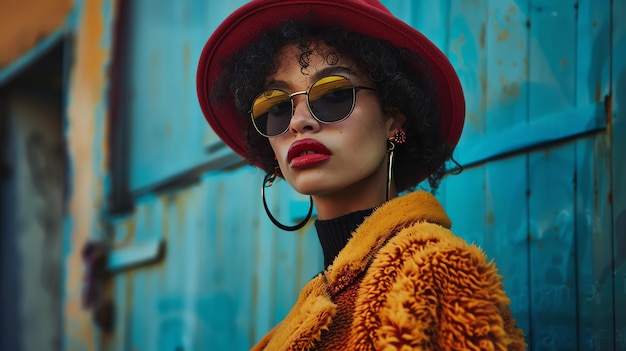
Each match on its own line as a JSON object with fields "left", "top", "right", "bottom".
{"left": 265, "top": 65, "right": 358, "bottom": 90}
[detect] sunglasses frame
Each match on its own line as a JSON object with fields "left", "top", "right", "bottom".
{"left": 249, "top": 75, "right": 376, "bottom": 138}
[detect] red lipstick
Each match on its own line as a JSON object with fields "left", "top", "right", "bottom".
{"left": 287, "top": 138, "right": 331, "bottom": 169}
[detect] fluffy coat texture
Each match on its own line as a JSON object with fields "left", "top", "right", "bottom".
{"left": 252, "top": 191, "right": 526, "bottom": 350}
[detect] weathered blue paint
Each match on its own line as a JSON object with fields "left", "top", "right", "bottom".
{"left": 121, "top": 0, "right": 247, "bottom": 193}
{"left": 384, "top": 0, "right": 619, "bottom": 350}
{"left": 612, "top": 1, "right": 626, "bottom": 350}
{"left": 61, "top": 0, "right": 120, "bottom": 349}
{"left": 105, "top": 166, "right": 321, "bottom": 350}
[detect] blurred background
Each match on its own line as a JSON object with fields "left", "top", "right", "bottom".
{"left": 0, "top": 0, "right": 624, "bottom": 350}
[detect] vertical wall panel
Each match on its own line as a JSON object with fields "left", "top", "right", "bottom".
{"left": 612, "top": 0, "right": 626, "bottom": 349}
{"left": 576, "top": 134, "right": 614, "bottom": 350}
{"left": 448, "top": 0, "right": 489, "bottom": 143}
{"left": 108, "top": 166, "right": 322, "bottom": 350}
{"left": 484, "top": 156, "right": 530, "bottom": 338}
{"left": 445, "top": 166, "right": 487, "bottom": 246}
{"left": 528, "top": 144, "right": 577, "bottom": 350}
{"left": 528, "top": 0, "right": 577, "bottom": 117}
{"left": 125, "top": 0, "right": 247, "bottom": 193}
{"left": 485, "top": 0, "right": 529, "bottom": 130}
{"left": 482, "top": 2, "right": 531, "bottom": 340}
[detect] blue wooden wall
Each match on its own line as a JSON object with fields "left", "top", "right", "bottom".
{"left": 49, "top": 0, "right": 625, "bottom": 350}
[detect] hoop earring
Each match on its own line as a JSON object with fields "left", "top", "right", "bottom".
{"left": 262, "top": 168, "right": 313, "bottom": 231}
{"left": 386, "top": 140, "right": 396, "bottom": 201}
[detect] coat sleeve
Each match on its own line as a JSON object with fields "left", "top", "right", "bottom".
{"left": 364, "top": 223, "right": 526, "bottom": 351}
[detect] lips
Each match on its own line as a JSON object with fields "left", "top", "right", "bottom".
{"left": 287, "top": 138, "right": 332, "bottom": 169}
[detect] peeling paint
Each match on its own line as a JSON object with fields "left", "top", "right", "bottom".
{"left": 63, "top": 0, "right": 119, "bottom": 349}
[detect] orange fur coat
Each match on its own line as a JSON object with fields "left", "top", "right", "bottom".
{"left": 252, "top": 191, "right": 526, "bottom": 350}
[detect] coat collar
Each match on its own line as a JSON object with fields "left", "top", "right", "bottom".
{"left": 253, "top": 190, "right": 451, "bottom": 350}
{"left": 324, "top": 190, "right": 451, "bottom": 293}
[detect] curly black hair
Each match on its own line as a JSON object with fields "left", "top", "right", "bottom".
{"left": 212, "top": 19, "right": 456, "bottom": 191}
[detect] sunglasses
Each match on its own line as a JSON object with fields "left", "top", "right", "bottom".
{"left": 250, "top": 75, "right": 376, "bottom": 137}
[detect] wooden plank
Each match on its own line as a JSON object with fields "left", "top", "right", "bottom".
{"left": 440, "top": 0, "right": 489, "bottom": 258}
{"left": 612, "top": 0, "right": 626, "bottom": 349}
{"left": 447, "top": 0, "right": 489, "bottom": 147}
{"left": 481, "top": 4, "right": 531, "bottom": 338}
{"left": 125, "top": 0, "right": 246, "bottom": 193}
{"left": 443, "top": 166, "right": 486, "bottom": 248}
{"left": 383, "top": 0, "right": 451, "bottom": 52}
{"left": 484, "top": 156, "right": 531, "bottom": 339}
{"left": 574, "top": 5, "right": 613, "bottom": 347}
{"left": 528, "top": 143, "right": 578, "bottom": 350}
{"left": 576, "top": 133, "right": 614, "bottom": 350}
{"left": 528, "top": 0, "right": 577, "bottom": 118}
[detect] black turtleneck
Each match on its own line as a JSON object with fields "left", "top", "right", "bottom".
{"left": 314, "top": 208, "right": 375, "bottom": 269}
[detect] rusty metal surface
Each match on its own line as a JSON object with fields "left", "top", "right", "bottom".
{"left": 121, "top": 0, "right": 246, "bottom": 194}
{"left": 62, "top": 0, "right": 119, "bottom": 350}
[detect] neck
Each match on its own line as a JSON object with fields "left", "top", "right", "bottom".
{"left": 310, "top": 151, "right": 397, "bottom": 220}
{"left": 312, "top": 177, "right": 398, "bottom": 220}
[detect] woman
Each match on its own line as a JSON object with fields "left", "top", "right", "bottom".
{"left": 197, "top": 0, "right": 526, "bottom": 350}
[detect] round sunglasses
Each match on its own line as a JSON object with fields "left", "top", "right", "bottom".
{"left": 250, "top": 75, "right": 376, "bottom": 137}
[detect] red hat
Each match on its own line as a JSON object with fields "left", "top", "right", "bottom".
{"left": 197, "top": 0, "right": 465, "bottom": 167}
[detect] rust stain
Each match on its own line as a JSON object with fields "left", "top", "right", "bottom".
{"left": 605, "top": 92, "right": 613, "bottom": 128}
{"left": 497, "top": 29, "right": 510, "bottom": 42}
{"left": 65, "top": 0, "right": 119, "bottom": 349}
{"left": 467, "top": 112, "right": 479, "bottom": 126}
{"left": 500, "top": 74, "right": 521, "bottom": 99}
{"left": 508, "top": 4, "right": 517, "bottom": 14}
{"left": 112, "top": 217, "right": 136, "bottom": 248}
{"left": 183, "top": 42, "right": 191, "bottom": 74}
{"left": 595, "top": 82, "right": 603, "bottom": 103}
{"left": 562, "top": 58, "right": 568, "bottom": 67}
{"left": 480, "top": 23, "right": 486, "bottom": 50}
{"left": 486, "top": 211, "right": 495, "bottom": 225}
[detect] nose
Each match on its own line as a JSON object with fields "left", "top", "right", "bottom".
{"left": 289, "top": 94, "right": 321, "bottom": 135}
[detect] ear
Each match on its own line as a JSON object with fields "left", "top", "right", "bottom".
{"left": 386, "top": 110, "right": 407, "bottom": 139}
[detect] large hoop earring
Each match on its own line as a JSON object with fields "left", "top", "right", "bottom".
{"left": 386, "top": 140, "right": 396, "bottom": 201}
{"left": 262, "top": 168, "right": 313, "bottom": 231}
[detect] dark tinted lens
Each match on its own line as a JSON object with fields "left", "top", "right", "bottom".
{"left": 309, "top": 76, "right": 355, "bottom": 122}
{"left": 252, "top": 90, "right": 292, "bottom": 136}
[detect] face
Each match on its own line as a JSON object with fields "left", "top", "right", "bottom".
{"left": 263, "top": 43, "right": 404, "bottom": 216}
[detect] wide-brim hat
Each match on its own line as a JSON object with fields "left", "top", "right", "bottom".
{"left": 197, "top": 0, "right": 465, "bottom": 169}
